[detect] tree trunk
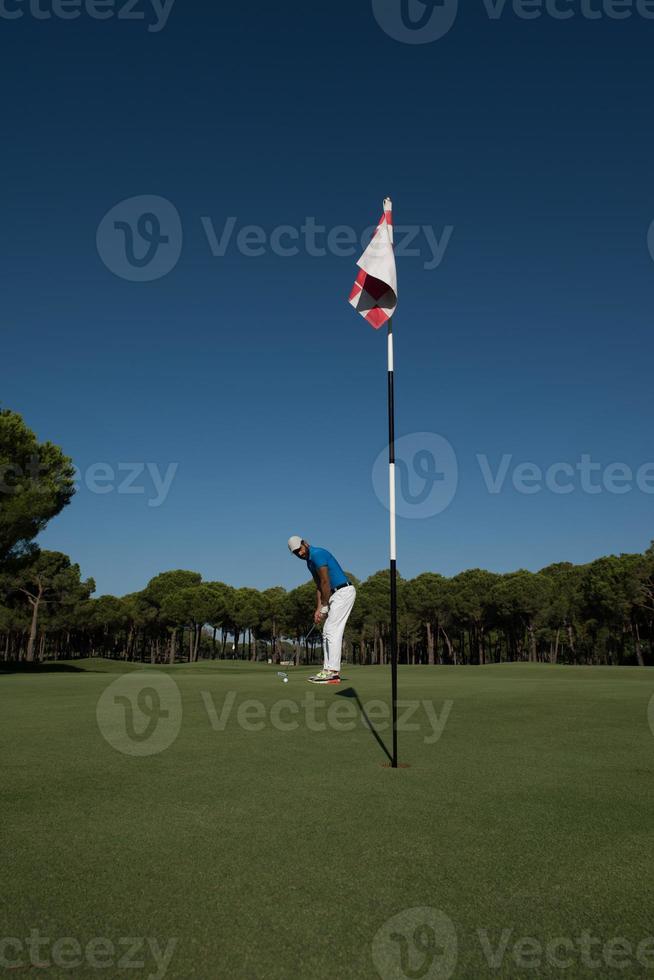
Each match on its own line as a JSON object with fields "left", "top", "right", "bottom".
{"left": 528, "top": 624, "right": 537, "bottom": 663}
{"left": 478, "top": 625, "right": 485, "bottom": 666}
{"left": 26, "top": 595, "right": 42, "bottom": 663}
{"left": 169, "top": 628, "right": 177, "bottom": 665}
{"left": 440, "top": 626, "right": 454, "bottom": 665}
{"left": 633, "top": 621, "right": 645, "bottom": 667}
{"left": 426, "top": 621, "right": 435, "bottom": 665}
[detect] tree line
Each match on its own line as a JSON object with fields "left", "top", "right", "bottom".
{"left": 1, "top": 408, "right": 653, "bottom": 667}
{"left": 1, "top": 549, "right": 653, "bottom": 667}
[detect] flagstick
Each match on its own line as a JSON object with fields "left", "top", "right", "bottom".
{"left": 387, "top": 317, "right": 398, "bottom": 769}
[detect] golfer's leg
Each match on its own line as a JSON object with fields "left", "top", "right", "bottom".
{"left": 323, "top": 587, "right": 356, "bottom": 672}
{"left": 323, "top": 592, "right": 344, "bottom": 671}
{"left": 323, "top": 609, "right": 343, "bottom": 672}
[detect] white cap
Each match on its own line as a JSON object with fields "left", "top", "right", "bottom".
{"left": 288, "top": 535, "right": 303, "bottom": 553}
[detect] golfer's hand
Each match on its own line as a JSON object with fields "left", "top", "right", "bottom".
{"left": 314, "top": 609, "right": 325, "bottom": 625}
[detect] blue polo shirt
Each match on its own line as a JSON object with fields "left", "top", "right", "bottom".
{"left": 306, "top": 546, "right": 349, "bottom": 591}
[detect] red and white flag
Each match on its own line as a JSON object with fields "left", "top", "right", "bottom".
{"left": 348, "top": 198, "right": 398, "bottom": 329}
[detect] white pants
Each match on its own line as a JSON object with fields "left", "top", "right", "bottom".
{"left": 323, "top": 585, "right": 356, "bottom": 672}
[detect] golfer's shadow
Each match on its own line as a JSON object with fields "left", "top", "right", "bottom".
{"left": 336, "top": 687, "right": 392, "bottom": 764}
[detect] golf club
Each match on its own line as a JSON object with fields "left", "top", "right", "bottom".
{"left": 305, "top": 621, "right": 323, "bottom": 643}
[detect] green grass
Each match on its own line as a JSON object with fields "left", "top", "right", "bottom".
{"left": 2, "top": 660, "right": 654, "bottom": 979}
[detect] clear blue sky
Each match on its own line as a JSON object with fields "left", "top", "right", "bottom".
{"left": 2, "top": 2, "right": 653, "bottom": 596}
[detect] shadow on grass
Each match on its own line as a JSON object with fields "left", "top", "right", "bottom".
{"left": 336, "top": 686, "right": 392, "bottom": 764}
{"left": 0, "top": 662, "right": 95, "bottom": 674}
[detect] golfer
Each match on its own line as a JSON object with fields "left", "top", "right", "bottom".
{"left": 288, "top": 536, "right": 356, "bottom": 684}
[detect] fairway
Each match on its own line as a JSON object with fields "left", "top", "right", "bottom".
{"left": 2, "top": 661, "right": 654, "bottom": 979}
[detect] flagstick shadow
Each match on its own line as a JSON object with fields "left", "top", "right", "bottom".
{"left": 336, "top": 687, "right": 392, "bottom": 764}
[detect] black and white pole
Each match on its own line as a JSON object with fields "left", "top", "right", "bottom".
{"left": 388, "top": 313, "right": 398, "bottom": 768}
{"left": 385, "top": 195, "right": 398, "bottom": 768}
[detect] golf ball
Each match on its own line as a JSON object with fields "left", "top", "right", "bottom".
{"left": 283, "top": 678, "right": 288, "bottom": 683}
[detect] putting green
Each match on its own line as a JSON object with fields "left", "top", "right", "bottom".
{"left": 2, "top": 660, "right": 654, "bottom": 979}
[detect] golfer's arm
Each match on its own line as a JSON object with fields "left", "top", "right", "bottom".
{"left": 317, "top": 567, "right": 331, "bottom": 607}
